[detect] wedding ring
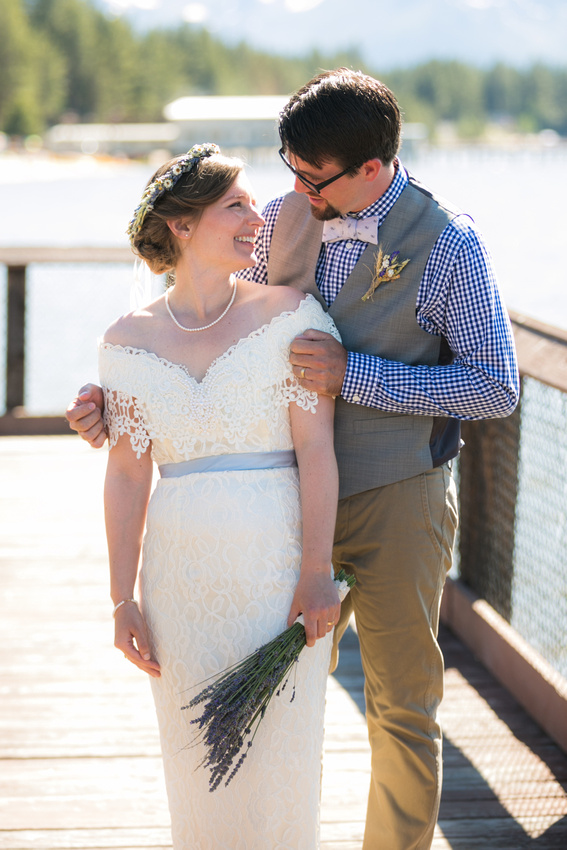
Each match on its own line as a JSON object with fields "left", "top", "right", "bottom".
{"left": 327, "top": 621, "right": 334, "bottom": 627}
{"left": 300, "top": 368, "right": 306, "bottom": 379}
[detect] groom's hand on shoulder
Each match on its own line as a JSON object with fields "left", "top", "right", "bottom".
{"left": 290, "top": 329, "right": 347, "bottom": 397}
{"left": 66, "top": 384, "right": 107, "bottom": 448}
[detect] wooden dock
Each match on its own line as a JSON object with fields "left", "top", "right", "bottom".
{"left": 1, "top": 436, "right": 566, "bottom": 849}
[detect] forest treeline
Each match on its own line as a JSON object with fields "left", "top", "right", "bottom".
{"left": 2, "top": 0, "right": 567, "bottom": 140}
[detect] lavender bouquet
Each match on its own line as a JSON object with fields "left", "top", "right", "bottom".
{"left": 182, "top": 569, "right": 355, "bottom": 792}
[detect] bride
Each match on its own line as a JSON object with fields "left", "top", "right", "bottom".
{"left": 100, "top": 143, "right": 341, "bottom": 848}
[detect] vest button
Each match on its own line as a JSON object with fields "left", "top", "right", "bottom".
{"left": 352, "top": 394, "right": 361, "bottom": 403}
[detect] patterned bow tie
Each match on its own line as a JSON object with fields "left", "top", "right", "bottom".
{"left": 321, "top": 215, "right": 379, "bottom": 245}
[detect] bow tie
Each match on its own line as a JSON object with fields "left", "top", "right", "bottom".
{"left": 322, "top": 215, "right": 379, "bottom": 245}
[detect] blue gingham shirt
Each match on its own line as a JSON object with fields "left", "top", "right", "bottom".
{"left": 241, "top": 160, "right": 519, "bottom": 420}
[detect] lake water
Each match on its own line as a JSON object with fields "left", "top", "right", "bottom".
{"left": 1, "top": 145, "right": 566, "bottom": 414}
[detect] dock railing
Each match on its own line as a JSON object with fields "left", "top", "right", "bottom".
{"left": 0, "top": 246, "right": 132, "bottom": 434}
{"left": 2, "top": 247, "right": 567, "bottom": 753}
{"left": 442, "top": 310, "right": 567, "bottom": 754}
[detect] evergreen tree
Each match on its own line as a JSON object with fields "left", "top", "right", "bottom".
{"left": 0, "top": 0, "right": 566, "bottom": 140}
{"left": 29, "top": 0, "right": 104, "bottom": 119}
{"left": 0, "top": 0, "right": 64, "bottom": 134}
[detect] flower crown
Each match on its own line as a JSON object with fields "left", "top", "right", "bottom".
{"left": 127, "top": 142, "right": 221, "bottom": 242}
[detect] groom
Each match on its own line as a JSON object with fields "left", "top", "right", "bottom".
{"left": 67, "top": 68, "right": 519, "bottom": 849}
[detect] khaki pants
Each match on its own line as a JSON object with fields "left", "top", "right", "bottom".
{"left": 332, "top": 465, "right": 458, "bottom": 850}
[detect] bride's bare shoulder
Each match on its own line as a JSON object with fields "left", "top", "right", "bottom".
{"left": 102, "top": 297, "right": 165, "bottom": 347}
{"left": 237, "top": 280, "right": 306, "bottom": 316}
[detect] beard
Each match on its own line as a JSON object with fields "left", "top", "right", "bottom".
{"left": 307, "top": 198, "right": 341, "bottom": 221}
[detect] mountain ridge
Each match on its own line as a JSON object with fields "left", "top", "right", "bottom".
{"left": 99, "top": 0, "right": 567, "bottom": 70}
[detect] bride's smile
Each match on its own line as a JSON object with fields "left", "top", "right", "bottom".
{"left": 179, "top": 172, "right": 265, "bottom": 276}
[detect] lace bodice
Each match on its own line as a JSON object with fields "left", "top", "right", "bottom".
{"left": 99, "top": 295, "right": 340, "bottom": 467}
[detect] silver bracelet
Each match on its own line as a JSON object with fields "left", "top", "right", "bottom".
{"left": 112, "top": 598, "right": 137, "bottom": 617}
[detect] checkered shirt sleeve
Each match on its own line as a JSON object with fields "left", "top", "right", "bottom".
{"left": 239, "top": 181, "right": 519, "bottom": 421}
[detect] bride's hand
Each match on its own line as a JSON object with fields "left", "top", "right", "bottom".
{"left": 287, "top": 569, "right": 341, "bottom": 648}
{"left": 114, "top": 604, "right": 161, "bottom": 678}
{"left": 66, "top": 383, "right": 107, "bottom": 448}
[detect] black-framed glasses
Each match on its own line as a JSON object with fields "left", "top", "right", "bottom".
{"left": 278, "top": 148, "right": 357, "bottom": 194}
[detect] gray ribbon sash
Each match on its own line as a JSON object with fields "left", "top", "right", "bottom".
{"left": 158, "top": 450, "right": 297, "bottom": 478}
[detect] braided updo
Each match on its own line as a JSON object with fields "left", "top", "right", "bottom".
{"left": 130, "top": 152, "right": 244, "bottom": 275}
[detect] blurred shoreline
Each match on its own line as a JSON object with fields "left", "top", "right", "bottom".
{"left": 1, "top": 124, "right": 565, "bottom": 182}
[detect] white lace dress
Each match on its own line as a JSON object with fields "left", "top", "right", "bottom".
{"left": 99, "top": 295, "right": 340, "bottom": 850}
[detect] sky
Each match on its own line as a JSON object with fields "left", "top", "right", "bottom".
{"left": 98, "top": 0, "right": 567, "bottom": 69}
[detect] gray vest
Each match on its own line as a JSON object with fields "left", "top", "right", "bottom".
{"left": 267, "top": 177, "right": 462, "bottom": 499}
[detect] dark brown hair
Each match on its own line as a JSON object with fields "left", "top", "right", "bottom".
{"left": 131, "top": 153, "right": 243, "bottom": 274}
{"left": 279, "top": 68, "right": 401, "bottom": 170}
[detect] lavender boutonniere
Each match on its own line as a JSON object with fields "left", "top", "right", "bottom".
{"left": 182, "top": 569, "right": 355, "bottom": 791}
{"left": 362, "top": 246, "right": 410, "bottom": 301}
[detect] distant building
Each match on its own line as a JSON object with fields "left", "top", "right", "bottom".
{"left": 43, "top": 96, "right": 287, "bottom": 159}
{"left": 44, "top": 122, "right": 180, "bottom": 157}
{"left": 43, "top": 97, "right": 427, "bottom": 159}
{"left": 163, "top": 95, "right": 288, "bottom": 153}
{"left": 400, "top": 122, "right": 428, "bottom": 158}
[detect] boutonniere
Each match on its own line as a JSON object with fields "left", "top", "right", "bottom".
{"left": 361, "top": 246, "right": 411, "bottom": 301}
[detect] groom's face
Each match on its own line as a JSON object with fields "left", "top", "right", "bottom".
{"left": 287, "top": 153, "right": 364, "bottom": 221}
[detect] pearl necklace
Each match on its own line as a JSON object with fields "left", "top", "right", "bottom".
{"left": 165, "top": 276, "right": 237, "bottom": 332}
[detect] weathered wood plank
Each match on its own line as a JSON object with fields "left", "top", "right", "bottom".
{"left": 436, "top": 817, "right": 567, "bottom": 848}
{"left": 0, "top": 246, "right": 133, "bottom": 265}
{"left": 510, "top": 309, "right": 567, "bottom": 393}
{"left": 0, "top": 830, "right": 171, "bottom": 850}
